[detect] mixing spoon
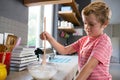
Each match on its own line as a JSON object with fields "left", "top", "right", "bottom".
{"left": 42, "top": 17, "right": 46, "bottom": 65}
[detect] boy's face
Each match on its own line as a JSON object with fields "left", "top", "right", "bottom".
{"left": 82, "top": 14, "right": 106, "bottom": 37}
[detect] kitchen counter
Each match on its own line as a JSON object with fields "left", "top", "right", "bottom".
{"left": 6, "top": 55, "right": 78, "bottom": 80}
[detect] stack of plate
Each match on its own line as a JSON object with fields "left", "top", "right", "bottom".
{"left": 10, "top": 46, "right": 37, "bottom": 71}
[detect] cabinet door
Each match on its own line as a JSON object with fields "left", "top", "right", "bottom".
{"left": 104, "top": 24, "right": 113, "bottom": 37}
{"left": 112, "top": 24, "right": 120, "bottom": 37}
{"left": 111, "top": 37, "right": 120, "bottom": 63}
{"left": 105, "top": 24, "right": 120, "bottom": 38}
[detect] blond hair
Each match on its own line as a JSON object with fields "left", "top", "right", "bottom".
{"left": 82, "top": 1, "right": 112, "bottom": 24}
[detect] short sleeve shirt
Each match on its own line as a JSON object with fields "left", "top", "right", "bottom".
{"left": 71, "top": 33, "right": 112, "bottom": 80}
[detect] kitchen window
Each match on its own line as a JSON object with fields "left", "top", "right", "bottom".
{"left": 27, "top": 5, "right": 53, "bottom": 48}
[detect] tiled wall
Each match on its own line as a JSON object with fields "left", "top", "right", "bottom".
{"left": 0, "top": 16, "right": 28, "bottom": 45}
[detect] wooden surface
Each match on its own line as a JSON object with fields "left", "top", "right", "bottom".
{"left": 7, "top": 55, "right": 78, "bottom": 80}
{"left": 58, "top": 11, "right": 80, "bottom": 26}
{"left": 24, "top": 0, "right": 73, "bottom": 6}
{"left": 58, "top": 27, "right": 76, "bottom": 33}
{"left": 63, "top": 0, "right": 80, "bottom": 18}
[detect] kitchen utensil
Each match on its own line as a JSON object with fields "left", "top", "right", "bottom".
{"left": 1, "top": 34, "right": 17, "bottom": 63}
{"left": 0, "top": 44, "right": 7, "bottom": 52}
{"left": 2, "top": 52, "right": 6, "bottom": 64}
{"left": 42, "top": 17, "right": 47, "bottom": 65}
{"left": 1, "top": 34, "right": 17, "bottom": 74}
{"left": 0, "top": 44, "right": 7, "bottom": 64}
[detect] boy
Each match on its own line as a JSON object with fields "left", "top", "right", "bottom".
{"left": 40, "top": 1, "right": 112, "bottom": 80}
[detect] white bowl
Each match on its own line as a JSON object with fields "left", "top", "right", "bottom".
{"left": 27, "top": 62, "right": 57, "bottom": 80}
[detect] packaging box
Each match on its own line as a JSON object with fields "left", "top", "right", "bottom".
{"left": 61, "top": 6, "right": 72, "bottom": 11}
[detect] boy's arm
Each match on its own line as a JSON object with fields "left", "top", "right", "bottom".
{"left": 76, "top": 57, "right": 99, "bottom": 80}
{"left": 40, "top": 32, "right": 76, "bottom": 54}
{"left": 48, "top": 35, "right": 76, "bottom": 54}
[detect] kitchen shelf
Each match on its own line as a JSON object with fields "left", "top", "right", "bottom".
{"left": 58, "top": 27, "right": 76, "bottom": 33}
{"left": 62, "top": 0, "right": 80, "bottom": 18}
{"left": 58, "top": 11, "right": 80, "bottom": 26}
{"left": 24, "top": 0, "right": 80, "bottom": 19}
{"left": 24, "top": 0, "right": 73, "bottom": 6}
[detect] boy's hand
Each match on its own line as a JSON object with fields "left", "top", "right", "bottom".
{"left": 40, "top": 32, "right": 47, "bottom": 40}
{"left": 40, "top": 31, "right": 53, "bottom": 41}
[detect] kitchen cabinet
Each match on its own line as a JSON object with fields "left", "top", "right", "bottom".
{"left": 24, "top": 0, "right": 81, "bottom": 36}
{"left": 105, "top": 24, "right": 120, "bottom": 38}
{"left": 112, "top": 24, "right": 120, "bottom": 37}
{"left": 24, "top": 0, "right": 80, "bottom": 34}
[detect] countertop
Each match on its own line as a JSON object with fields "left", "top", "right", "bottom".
{"left": 6, "top": 55, "right": 78, "bottom": 80}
